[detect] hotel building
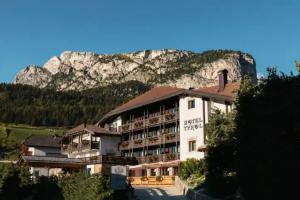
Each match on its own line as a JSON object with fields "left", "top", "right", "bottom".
{"left": 98, "top": 70, "right": 239, "bottom": 177}
{"left": 20, "top": 70, "right": 239, "bottom": 179}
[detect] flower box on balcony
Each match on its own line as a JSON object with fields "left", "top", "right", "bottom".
{"left": 149, "top": 155, "right": 159, "bottom": 162}
{"left": 122, "top": 124, "right": 130, "bottom": 132}
{"left": 148, "top": 117, "right": 159, "bottom": 125}
{"left": 121, "top": 141, "right": 129, "bottom": 147}
{"left": 134, "top": 121, "right": 144, "bottom": 128}
{"left": 148, "top": 137, "right": 159, "bottom": 144}
{"left": 166, "top": 153, "right": 176, "bottom": 161}
{"left": 165, "top": 113, "right": 175, "bottom": 121}
{"left": 134, "top": 139, "right": 143, "bottom": 145}
{"left": 165, "top": 133, "right": 176, "bottom": 140}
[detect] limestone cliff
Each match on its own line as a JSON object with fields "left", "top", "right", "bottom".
{"left": 14, "top": 49, "right": 256, "bottom": 90}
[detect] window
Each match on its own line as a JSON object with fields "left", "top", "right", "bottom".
{"left": 92, "top": 136, "right": 100, "bottom": 142}
{"left": 188, "top": 100, "right": 195, "bottom": 109}
{"left": 188, "top": 140, "right": 196, "bottom": 152}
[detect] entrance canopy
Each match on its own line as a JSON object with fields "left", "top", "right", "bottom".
{"left": 128, "top": 160, "right": 180, "bottom": 170}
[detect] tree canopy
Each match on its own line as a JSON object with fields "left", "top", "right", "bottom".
{"left": 235, "top": 69, "right": 299, "bottom": 199}
{"left": 0, "top": 81, "right": 151, "bottom": 127}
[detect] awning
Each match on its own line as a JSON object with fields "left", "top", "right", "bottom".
{"left": 128, "top": 160, "right": 180, "bottom": 170}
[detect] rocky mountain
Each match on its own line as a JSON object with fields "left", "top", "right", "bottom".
{"left": 14, "top": 49, "right": 257, "bottom": 91}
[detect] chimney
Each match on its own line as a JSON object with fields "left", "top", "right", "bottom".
{"left": 218, "top": 69, "right": 228, "bottom": 91}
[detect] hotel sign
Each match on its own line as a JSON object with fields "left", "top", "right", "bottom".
{"left": 184, "top": 117, "right": 203, "bottom": 131}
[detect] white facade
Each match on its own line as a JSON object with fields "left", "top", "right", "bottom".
{"left": 28, "top": 146, "right": 61, "bottom": 156}
{"left": 68, "top": 135, "right": 120, "bottom": 158}
{"left": 179, "top": 96, "right": 231, "bottom": 161}
{"left": 179, "top": 96, "right": 205, "bottom": 160}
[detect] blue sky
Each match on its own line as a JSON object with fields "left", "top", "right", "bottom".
{"left": 0, "top": 0, "right": 299, "bottom": 83}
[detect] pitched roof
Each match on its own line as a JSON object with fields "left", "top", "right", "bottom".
{"left": 65, "top": 124, "right": 119, "bottom": 137}
{"left": 21, "top": 155, "right": 85, "bottom": 166}
{"left": 99, "top": 83, "right": 240, "bottom": 124}
{"left": 24, "top": 135, "right": 61, "bottom": 148}
{"left": 99, "top": 86, "right": 185, "bottom": 122}
{"left": 191, "top": 82, "right": 240, "bottom": 98}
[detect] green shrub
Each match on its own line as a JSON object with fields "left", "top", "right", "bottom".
{"left": 156, "top": 176, "right": 163, "bottom": 182}
{"left": 58, "top": 172, "right": 112, "bottom": 200}
{"left": 186, "top": 174, "right": 205, "bottom": 188}
{"left": 179, "top": 158, "right": 206, "bottom": 180}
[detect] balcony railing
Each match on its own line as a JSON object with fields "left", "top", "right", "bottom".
{"left": 133, "top": 120, "right": 144, "bottom": 129}
{"left": 135, "top": 153, "right": 180, "bottom": 164}
{"left": 132, "top": 139, "right": 144, "bottom": 148}
{"left": 119, "top": 132, "right": 180, "bottom": 150}
{"left": 147, "top": 116, "right": 161, "bottom": 126}
{"left": 118, "top": 110, "right": 179, "bottom": 133}
{"left": 164, "top": 113, "right": 176, "bottom": 122}
{"left": 120, "top": 124, "right": 130, "bottom": 132}
{"left": 61, "top": 141, "right": 100, "bottom": 154}
{"left": 147, "top": 136, "right": 160, "bottom": 146}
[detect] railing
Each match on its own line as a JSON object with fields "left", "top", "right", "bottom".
{"left": 82, "top": 155, "right": 138, "bottom": 165}
{"left": 147, "top": 116, "right": 161, "bottom": 126}
{"left": 133, "top": 120, "right": 144, "bottom": 129}
{"left": 132, "top": 139, "right": 144, "bottom": 148}
{"left": 146, "top": 136, "right": 160, "bottom": 146}
{"left": 118, "top": 110, "right": 179, "bottom": 133}
{"left": 135, "top": 153, "right": 180, "bottom": 164}
{"left": 120, "top": 124, "right": 130, "bottom": 132}
{"left": 61, "top": 141, "right": 100, "bottom": 153}
{"left": 119, "top": 132, "right": 180, "bottom": 150}
{"left": 128, "top": 176, "right": 175, "bottom": 185}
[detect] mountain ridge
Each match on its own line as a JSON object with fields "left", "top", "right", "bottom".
{"left": 14, "top": 49, "right": 257, "bottom": 91}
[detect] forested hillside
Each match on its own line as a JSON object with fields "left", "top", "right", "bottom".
{"left": 0, "top": 81, "right": 151, "bottom": 127}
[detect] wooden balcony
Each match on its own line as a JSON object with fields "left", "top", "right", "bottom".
{"left": 133, "top": 120, "right": 145, "bottom": 130}
{"left": 132, "top": 139, "right": 144, "bottom": 148}
{"left": 118, "top": 110, "right": 179, "bottom": 133}
{"left": 146, "top": 136, "right": 161, "bottom": 146}
{"left": 61, "top": 141, "right": 100, "bottom": 153}
{"left": 161, "top": 153, "right": 180, "bottom": 162}
{"left": 136, "top": 153, "right": 180, "bottom": 164}
{"left": 119, "top": 133, "right": 180, "bottom": 150}
{"left": 163, "top": 133, "right": 178, "bottom": 144}
{"left": 163, "top": 112, "right": 177, "bottom": 123}
{"left": 120, "top": 141, "right": 130, "bottom": 150}
{"left": 147, "top": 116, "right": 161, "bottom": 126}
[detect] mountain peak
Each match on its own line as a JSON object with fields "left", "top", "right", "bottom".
{"left": 14, "top": 49, "right": 256, "bottom": 91}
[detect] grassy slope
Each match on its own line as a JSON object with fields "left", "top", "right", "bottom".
{"left": 0, "top": 123, "right": 65, "bottom": 160}
{"left": 2, "top": 124, "right": 65, "bottom": 140}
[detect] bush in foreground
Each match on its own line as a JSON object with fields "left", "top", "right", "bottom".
{"left": 0, "top": 165, "right": 112, "bottom": 200}
{"left": 236, "top": 69, "right": 299, "bottom": 199}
